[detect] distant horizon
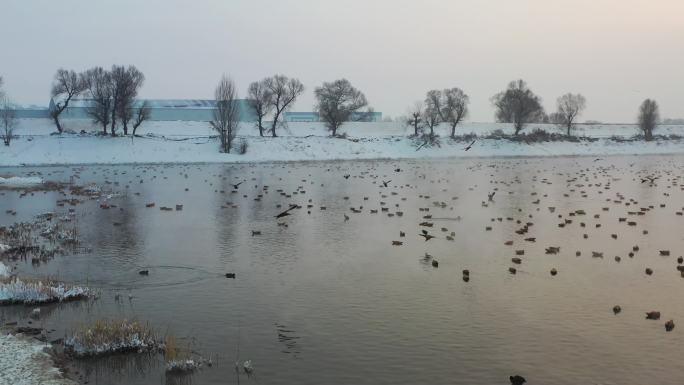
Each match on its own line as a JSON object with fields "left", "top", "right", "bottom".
{"left": 3, "top": 0, "right": 683, "bottom": 123}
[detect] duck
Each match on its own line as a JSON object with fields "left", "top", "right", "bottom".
{"left": 646, "top": 311, "right": 661, "bottom": 320}
{"left": 613, "top": 305, "right": 621, "bottom": 314}
{"left": 510, "top": 375, "right": 526, "bottom": 385}
{"left": 665, "top": 320, "right": 675, "bottom": 332}
{"left": 138, "top": 270, "right": 149, "bottom": 275}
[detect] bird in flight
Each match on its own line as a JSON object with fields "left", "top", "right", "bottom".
{"left": 233, "top": 181, "right": 244, "bottom": 189}
{"left": 382, "top": 180, "right": 391, "bottom": 187}
{"left": 419, "top": 229, "right": 435, "bottom": 241}
{"left": 275, "top": 204, "right": 299, "bottom": 218}
{"left": 464, "top": 140, "right": 476, "bottom": 151}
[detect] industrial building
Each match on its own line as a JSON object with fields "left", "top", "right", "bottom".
{"left": 47, "top": 98, "right": 256, "bottom": 122}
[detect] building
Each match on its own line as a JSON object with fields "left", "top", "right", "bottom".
{"left": 284, "top": 111, "right": 382, "bottom": 122}
{"left": 46, "top": 98, "right": 256, "bottom": 122}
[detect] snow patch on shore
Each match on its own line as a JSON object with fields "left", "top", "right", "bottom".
{"left": 0, "top": 334, "right": 75, "bottom": 385}
{"left": 0, "top": 176, "right": 44, "bottom": 186}
{"left": 3, "top": 119, "right": 684, "bottom": 166}
{"left": 0, "top": 277, "right": 90, "bottom": 304}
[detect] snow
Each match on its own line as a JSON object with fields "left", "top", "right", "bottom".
{"left": 0, "top": 334, "right": 75, "bottom": 385}
{"left": 65, "top": 333, "right": 159, "bottom": 357}
{"left": 0, "top": 176, "right": 44, "bottom": 186}
{"left": 2, "top": 118, "right": 684, "bottom": 166}
{"left": 0, "top": 277, "right": 90, "bottom": 305}
{"left": 0, "top": 261, "right": 9, "bottom": 278}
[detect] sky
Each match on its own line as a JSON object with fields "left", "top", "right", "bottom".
{"left": 2, "top": 0, "right": 683, "bottom": 123}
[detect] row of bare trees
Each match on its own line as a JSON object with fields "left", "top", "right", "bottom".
{"left": 50, "top": 66, "right": 150, "bottom": 136}
{"left": 246, "top": 76, "right": 373, "bottom": 138}
{"left": 213, "top": 75, "right": 375, "bottom": 152}
{"left": 406, "top": 88, "right": 470, "bottom": 139}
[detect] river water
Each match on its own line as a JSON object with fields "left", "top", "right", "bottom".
{"left": 2, "top": 155, "right": 684, "bottom": 385}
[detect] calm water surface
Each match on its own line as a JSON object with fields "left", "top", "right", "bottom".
{"left": 2, "top": 155, "right": 684, "bottom": 385}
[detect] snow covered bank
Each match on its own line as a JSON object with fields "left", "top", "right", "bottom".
{"left": 0, "top": 334, "right": 75, "bottom": 385}
{"left": 0, "top": 176, "right": 44, "bottom": 186}
{"left": 0, "top": 276, "right": 91, "bottom": 305}
{"left": 2, "top": 119, "right": 684, "bottom": 166}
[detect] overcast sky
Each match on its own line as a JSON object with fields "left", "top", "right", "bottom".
{"left": 2, "top": 0, "right": 683, "bottom": 122}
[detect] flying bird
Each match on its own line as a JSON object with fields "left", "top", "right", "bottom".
{"left": 382, "top": 180, "right": 391, "bottom": 187}
{"left": 419, "top": 229, "right": 435, "bottom": 241}
{"left": 233, "top": 181, "right": 244, "bottom": 189}
{"left": 275, "top": 204, "right": 299, "bottom": 219}
{"left": 464, "top": 140, "right": 476, "bottom": 151}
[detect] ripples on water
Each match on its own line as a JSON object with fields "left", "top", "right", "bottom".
{"left": 2, "top": 156, "right": 684, "bottom": 384}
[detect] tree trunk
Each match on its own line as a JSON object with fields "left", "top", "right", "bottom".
{"left": 450, "top": 124, "right": 456, "bottom": 139}
{"left": 271, "top": 110, "right": 280, "bottom": 137}
{"left": 53, "top": 116, "right": 63, "bottom": 133}
{"left": 123, "top": 121, "right": 128, "bottom": 136}
{"left": 110, "top": 105, "right": 117, "bottom": 137}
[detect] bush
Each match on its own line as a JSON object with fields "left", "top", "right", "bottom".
{"left": 238, "top": 139, "right": 248, "bottom": 155}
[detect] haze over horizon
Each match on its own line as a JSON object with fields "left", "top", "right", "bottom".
{"left": 3, "top": 0, "right": 683, "bottom": 123}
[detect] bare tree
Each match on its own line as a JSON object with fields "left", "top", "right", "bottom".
{"left": 246, "top": 79, "right": 273, "bottom": 137}
{"left": 132, "top": 101, "right": 151, "bottom": 136}
{"left": 0, "top": 97, "right": 17, "bottom": 146}
{"left": 264, "top": 75, "right": 304, "bottom": 137}
{"left": 314, "top": 79, "right": 369, "bottom": 137}
{"left": 405, "top": 101, "right": 423, "bottom": 137}
{"left": 555, "top": 93, "right": 586, "bottom": 136}
{"left": 491, "top": 79, "right": 544, "bottom": 136}
{"left": 210, "top": 75, "right": 240, "bottom": 153}
{"left": 82, "top": 67, "right": 113, "bottom": 134}
{"left": 440, "top": 87, "right": 469, "bottom": 138}
{"left": 423, "top": 90, "right": 442, "bottom": 137}
{"left": 50, "top": 69, "right": 86, "bottom": 134}
{"left": 638, "top": 99, "right": 659, "bottom": 141}
{"left": 114, "top": 66, "right": 145, "bottom": 135}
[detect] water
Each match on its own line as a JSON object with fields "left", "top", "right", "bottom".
{"left": 2, "top": 155, "right": 684, "bottom": 385}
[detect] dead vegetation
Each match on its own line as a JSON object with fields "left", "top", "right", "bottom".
{"left": 65, "top": 319, "right": 163, "bottom": 357}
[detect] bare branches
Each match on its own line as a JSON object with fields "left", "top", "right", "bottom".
{"left": 210, "top": 75, "right": 240, "bottom": 153}
{"left": 314, "top": 78, "right": 369, "bottom": 137}
{"left": 50, "top": 69, "right": 86, "bottom": 133}
{"left": 247, "top": 80, "right": 274, "bottom": 137}
{"left": 0, "top": 97, "right": 17, "bottom": 146}
{"left": 264, "top": 75, "right": 304, "bottom": 137}
{"left": 132, "top": 100, "right": 151, "bottom": 136}
{"left": 423, "top": 90, "right": 442, "bottom": 137}
{"left": 491, "top": 79, "right": 544, "bottom": 136}
{"left": 440, "top": 88, "right": 469, "bottom": 138}
{"left": 112, "top": 65, "right": 145, "bottom": 135}
{"left": 404, "top": 101, "right": 423, "bottom": 137}
{"left": 82, "top": 67, "right": 113, "bottom": 134}
{"left": 638, "top": 99, "right": 659, "bottom": 141}
{"left": 555, "top": 93, "right": 586, "bottom": 136}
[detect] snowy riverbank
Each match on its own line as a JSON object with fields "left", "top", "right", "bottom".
{"left": 0, "top": 333, "right": 75, "bottom": 385}
{"left": 1, "top": 119, "right": 684, "bottom": 166}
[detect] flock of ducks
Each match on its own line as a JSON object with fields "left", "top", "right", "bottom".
{"left": 6, "top": 155, "right": 684, "bottom": 384}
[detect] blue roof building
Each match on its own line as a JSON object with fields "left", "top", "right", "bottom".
{"left": 47, "top": 98, "right": 257, "bottom": 122}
